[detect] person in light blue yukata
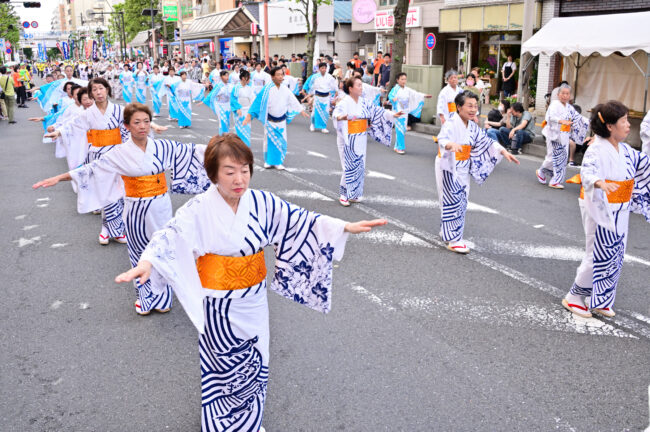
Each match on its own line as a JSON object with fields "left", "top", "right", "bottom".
{"left": 203, "top": 70, "right": 232, "bottom": 135}
{"left": 244, "top": 66, "right": 309, "bottom": 170}
{"left": 388, "top": 72, "right": 432, "bottom": 154}
{"left": 306, "top": 62, "right": 338, "bottom": 134}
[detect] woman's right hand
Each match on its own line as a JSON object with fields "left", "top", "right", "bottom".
{"left": 596, "top": 180, "right": 619, "bottom": 194}
{"left": 115, "top": 260, "right": 153, "bottom": 285}
{"left": 44, "top": 130, "right": 61, "bottom": 139}
{"left": 445, "top": 142, "right": 464, "bottom": 152}
{"left": 33, "top": 175, "right": 62, "bottom": 189}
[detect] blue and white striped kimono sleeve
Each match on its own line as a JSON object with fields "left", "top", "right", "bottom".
{"left": 468, "top": 123, "right": 504, "bottom": 184}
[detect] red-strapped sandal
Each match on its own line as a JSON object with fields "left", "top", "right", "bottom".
{"left": 561, "top": 298, "right": 592, "bottom": 318}
{"left": 592, "top": 307, "right": 615, "bottom": 318}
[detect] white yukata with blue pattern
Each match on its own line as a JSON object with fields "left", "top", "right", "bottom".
{"left": 69, "top": 137, "right": 211, "bottom": 314}
{"left": 569, "top": 136, "right": 650, "bottom": 310}
{"left": 140, "top": 186, "right": 350, "bottom": 432}
{"left": 435, "top": 114, "right": 506, "bottom": 242}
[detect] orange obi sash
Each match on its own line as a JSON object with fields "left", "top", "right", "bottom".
{"left": 121, "top": 173, "right": 168, "bottom": 198}
{"left": 541, "top": 120, "right": 547, "bottom": 128}
{"left": 569, "top": 174, "right": 635, "bottom": 203}
{"left": 560, "top": 123, "right": 571, "bottom": 132}
{"left": 438, "top": 144, "right": 472, "bottom": 161}
{"left": 347, "top": 119, "right": 368, "bottom": 134}
{"left": 447, "top": 102, "right": 457, "bottom": 113}
{"left": 197, "top": 250, "right": 267, "bottom": 291}
{"left": 86, "top": 128, "right": 122, "bottom": 147}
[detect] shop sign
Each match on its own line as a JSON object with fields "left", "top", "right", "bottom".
{"left": 374, "top": 7, "right": 420, "bottom": 30}
{"left": 353, "top": 0, "right": 376, "bottom": 24}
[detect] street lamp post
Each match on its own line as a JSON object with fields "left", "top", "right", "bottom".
{"left": 177, "top": 0, "right": 184, "bottom": 61}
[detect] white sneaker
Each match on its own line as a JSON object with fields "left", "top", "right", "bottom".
{"left": 275, "top": 164, "right": 285, "bottom": 171}
{"left": 309, "top": 124, "right": 315, "bottom": 132}
{"left": 321, "top": 128, "right": 329, "bottom": 134}
{"left": 446, "top": 240, "right": 470, "bottom": 254}
{"left": 264, "top": 163, "right": 272, "bottom": 169}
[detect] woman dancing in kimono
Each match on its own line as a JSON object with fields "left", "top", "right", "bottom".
{"left": 134, "top": 61, "right": 149, "bottom": 104}
{"left": 333, "top": 76, "right": 402, "bottom": 206}
{"left": 562, "top": 101, "right": 650, "bottom": 318}
{"left": 34, "top": 103, "right": 211, "bottom": 316}
{"left": 536, "top": 84, "right": 587, "bottom": 189}
{"left": 148, "top": 65, "right": 165, "bottom": 117}
{"left": 202, "top": 70, "right": 232, "bottom": 135}
{"left": 388, "top": 72, "right": 431, "bottom": 154}
{"left": 114, "top": 133, "right": 387, "bottom": 432}
{"left": 45, "top": 78, "right": 167, "bottom": 245}
{"left": 171, "top": 71, "right": 206, "bottom": 129}
{"left": 230, "top": 69, "right": 254, "bottom": 146}
{"left": 163, "top": 67, "right": 181, "bottom": 121}
{"left": 435, "top": 91, "right": 520, "bottom": 254}
{"left": 436, "top": 69, "right": 463, "bottom": 125}
{"left": 119, "top": 64, "right": 135, "bottom": 103}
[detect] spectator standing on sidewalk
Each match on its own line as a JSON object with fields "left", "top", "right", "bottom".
{"left": 13, "top": 66, "right": 27, "bottom": 108}
{"left": 496, "top": 102, "right": 534, "bottom": 155}
{"left": 501, "top": 55, "right": 517, "bottom": 97}
{"left": 373, "top": 51, "right": 383, "bottom": 85}
{"left": 378, "top": 53, "right": 391, "bottom": 88}
{"left": 0, "top": 67, "right": 16, "bottom": 124}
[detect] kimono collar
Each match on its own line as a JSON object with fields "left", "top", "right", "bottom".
{"left": 212, "top": 185, "right": 251, "bottom": 238}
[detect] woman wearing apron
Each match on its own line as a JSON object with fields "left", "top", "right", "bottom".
{"left": 501, "top": 55, "right": 517, "bottom": 97}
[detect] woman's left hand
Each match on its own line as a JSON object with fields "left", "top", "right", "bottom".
{"left": 344, "top": 219, "right": 388, "bottom": 234}
{"left": 151, "top": 123, "right": 168, "bottom": 133}
{"left": 501, "top": 149, "right": 520, "bottom": 164}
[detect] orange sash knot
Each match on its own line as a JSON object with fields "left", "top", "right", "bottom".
{"left": 121, "top": 173, "right": 168, "bottom": 198}
{"left": 579, "top": 179, "right": 634, "bottom": 203}
{"left": 86, "top": 128, "right": 122, "bottom": 147}
{"left": 560, "top": 123, "right": 571, "bottom": 132}
{"left": 438, "top": 144, "right": 472, "bottom": 161}
{"left": 447, "top": 102, "right": 457, "bottom": 113}
{"left": 347, "top": 119, "right": 368, "bottom": 134}
{"left": 197, "top": 251, "right": 267, "bottom": 291}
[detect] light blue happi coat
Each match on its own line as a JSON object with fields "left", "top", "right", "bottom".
{"left": 119, "top": 71, "right": 135, "bottom": 103}
{"left": 202, "top": 81, "right": 231, "bottom": 134}
{"left": 230, "top": 82, "right": 252, "bottom": 146}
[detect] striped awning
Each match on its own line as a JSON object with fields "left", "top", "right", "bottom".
{"left": 183, "top": 8, "right": 258, "bottom": 40}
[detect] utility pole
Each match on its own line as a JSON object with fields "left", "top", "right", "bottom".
{"left": 177, "top": 0, "right": 184, "bottom": 61}
{"left": 517, "top": 0, "right": 535, "bottom": 109}
{"left": 120, "top": 11, "right": 127, "bottom": 59}
{"left": 263, "top": 0, "right": 269, "bottom": 65}
{"left": 150, "top": 0, "right": 157, "bottom": 62}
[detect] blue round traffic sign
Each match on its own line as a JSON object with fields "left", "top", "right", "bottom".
{"left": 22, "top": 21, "right": 30, "bottom": 29}
{"left": 6, "top": 47, "right": 12, "bottom": 54}
{"left": 426, "top": 33, "right": 436, "bottom": 50}
{"left": 31, "top": 21, "right": 38, "bottom": 29}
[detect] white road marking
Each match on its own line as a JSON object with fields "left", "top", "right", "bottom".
{"left": 79, "top": 303, "right": 90, "bottom": 310}
{"left": 273, "top": 165, "right": 650, "bottom": 340}
{"left": 50, "top": 300, "right": 63, "bottom": 310}
{"left": 50, "top": 243, "right": 69, "bottom": 248}
{"left": 36, "top": 197, "right": 50, "bottom": 202}
{"left": 473, "top": 238, "right": 650, "bottom": 267}
{"left": 15, "top": 215, "right": 27, "bottom": 220}
{"left": 36, "top": 204, "right": 49, "bottom": 208}
{"left": 22, "top": 225, "right": 39, "bottom": 231}
{"left": 277, "top": 190, "right": 333, "bottom": 202}
{"left": 533, "top": 224, "right": 544, "bottom": 228}
{"left": 357, "top": 230, "right": 433, "bottom": 248}
{"left": 307, "top": 151, "right": 327, "bottom": 159}
{"left": 51, "top": 378, "right": 64, "bottom": 386}
{"left": 367, "top": 170, "right": 395, "bottom": 180}
{"left": 208, "top": 118, "right": 217, "bottom": 122}
{"left": 13, "top": 236, "right": 42, "bottom": 247}
{"left": 348, "top": 285, "right": 396, "bottom": 311}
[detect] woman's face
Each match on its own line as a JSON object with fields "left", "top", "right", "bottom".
{"left": 608, "top": 114, "right": 630, "bottom": 142}
{"left": 349, "top": 78, "right": 363, "bottom": 98}
{"left": 466, "top": 77, "right": 475, "bottom": 86}
{"left": 558, "top": 88, "right": 571, "bottom": 104}
{"left": 91, "top": 83, "right": 107, "bottom": 103}
{"left": 448, "top": 74, "right": 458, "bottom": 87}
{"left": 397, "top": 75, "right": 407, "bottom": 87}
{"left": 217, "top": 156, "right": 251, "bottom": 202}
{"left": 126, "top": 111, "right": 151, "bottom": 140}
{"left": 458, "top": 97, "right": 478, "bottom": 122}
{"left": 81, "top": 94, "right": 94, "bottom": 108}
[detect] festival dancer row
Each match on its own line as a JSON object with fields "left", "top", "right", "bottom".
{"left": 114, "top": 133, "right": 387, "bottom": 431}
{"left": 34, "top": 102, "right": 211, "bottom": 316}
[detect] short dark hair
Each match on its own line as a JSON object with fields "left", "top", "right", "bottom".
{"left": 396, "top": 72, "right": 407, "bottom": 80}
{"left": 180, "top": 71, "right": 187, "bottom": 77}
{"left": 353, "top": 52, "right": 359, "bottom": 56}
{"left": 319, "top": 62, "right": 327, "bottom": 69}
{"left": 343, "top": 76, "right": 361, "bottom": 95}
{"left": 270, "top": 66, "right": 283, "bottom": 78}
{"left": 501, "top": 99, "right": 511, "bottom": 110}
{"left": 573, "top": 104, "right": 582, "bottom": 115}
{"left": 124, "top": 102, "right": 152, "bottom": 125}
{"left": 204, "top": 133, "right": 254, "bottom": 183}
{"left": 590, "top": 100, "right": 628, "bottom": 138}
{"left": 455, "top": 90, "right": 479, "bottom": 108}
{"left": 354, "top": 67, "right": 364, "bottom": 76}
{"left": 511, "top": 102, "right": 524, "bottom": 113}
{"left": 63, "top": 81, "right": 76, "bottom": 93}
{"left": 76, "top": 87, "right": 90, "bottom": 104}
{"left": 383, "top": 53, "right": 391, "bottom": 58}
{"left": 220, "top": 70, "right": 229, "bottom": 77}
{"left": 88, "top": 77, "right": 112, "bottom": 98}
{"left": 239, "top": 69, "right": 250, "bottom": 80}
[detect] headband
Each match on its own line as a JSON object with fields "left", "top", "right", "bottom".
{"left": 597, "top": 112, "right": 604, "bottom": 123}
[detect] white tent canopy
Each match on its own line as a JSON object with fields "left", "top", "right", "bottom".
{"left": 522, "top": 11, "right": 650, "bottom": 57}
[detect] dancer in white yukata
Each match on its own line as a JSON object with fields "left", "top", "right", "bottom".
{"left": 148, "top": 65, "right": 165, "bottom": 117}
{"left": 307, "top": 63, "right": 338, "bottom": 134}
{"left": 250, "top": 62, "right": 271, "bottom": 95}
{"left": 333, "top": 76, "right": 401, "bottom": 206}
{"left": 435, "top": 91, "right": 520, "bottom": 254}
{"left": 119, "top": 65, "right": 135, "bottom": 103}
{"left": 163, "top": 67, "right": 181, "bottom": 121}
{"left": 171, "top": 71, "right": 206, "bottom": 129}
{"left": 202, "top": 70, "right": 232, "bottom": 134}
{"left": 536, "top": 84, "right": 586, "bottom": 189}
{"left": 114, "top": 134, "right": 388, "bottom": 432}
{"left": 34, "top": 103, "right": 212, "bottom": 315}
{"left": 562, "top": 101, "right": 650, "bottom": 318}
{"left": 388, "top": 72, "right": 431, "bottom": 154}
{"left": 45, "top": 78, "right": 167, "bottom": 245}
{"left": 34, "top": 65, "right": 88, "bottom": 114}
{"left": 230, "top": 69, "right": 254, "bottom": 146}
{"left": 244, "top": 66, "right": 308, "bottom": 170}
{"left": 436, "top": 69, "right": 463, "bottom": 125}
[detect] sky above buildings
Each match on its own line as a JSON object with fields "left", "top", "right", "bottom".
{"left": 15, "top": 1, "right": 58, "bottom": 32}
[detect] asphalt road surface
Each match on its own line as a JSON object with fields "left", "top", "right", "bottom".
{"left": 1, "top": 93, "right": 649, "bottom": 432}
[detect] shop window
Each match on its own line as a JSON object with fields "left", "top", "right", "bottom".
{"left": 379, "top": 0, "right": 397, "bottom": 7}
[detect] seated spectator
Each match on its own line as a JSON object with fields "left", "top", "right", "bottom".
{"left": 496, "top": 102, "right": 534, "bottom": 155}
{"left": 485, "top": 100, "right": 511, "bottom": 141}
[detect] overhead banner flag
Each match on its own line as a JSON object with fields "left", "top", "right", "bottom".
{"left": 92, "top": 39, "right": 98, "bottom": 59}
{"left": 56, "top": 42, "right": 64, "bottom": 57}
{"left": 62, "top": 41, "right": 69, "bottom": 59}
{"left": 69, "top": 39, "right": 75, "bottom": 59}
{"left": 101, "top": 36, "right": 107, "bottom": 58}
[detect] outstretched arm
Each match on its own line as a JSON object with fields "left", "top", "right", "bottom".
{"left": 32, "top": 172, "right": 72, "bottom": 189}
{"left": 344, "top": 219, "right": 387, "bottom": 234}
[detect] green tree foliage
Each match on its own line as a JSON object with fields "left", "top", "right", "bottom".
{"left": 23, "top": 47, "right": 33, "bottom": 60}
{"left": 46, "top": 47, "right": 61, "bottom": 60}
{"left": 290, "top": 0, "right": 332, "bottom": 75}
{"left": 0, "top": 3, "right": 22, "bottom": 51}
